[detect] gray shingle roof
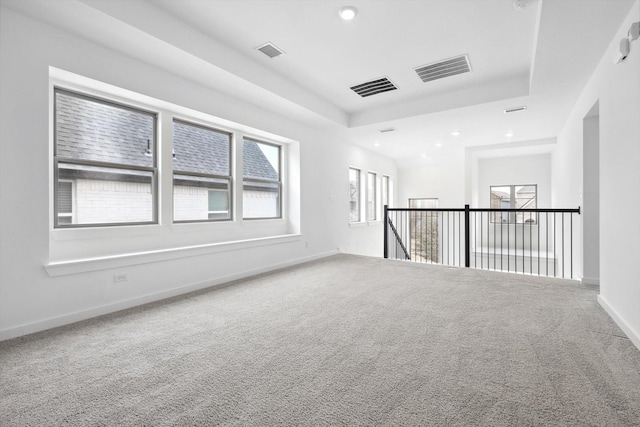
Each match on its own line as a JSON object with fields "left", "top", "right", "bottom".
{"left": 173, "top": 120, "right": 229, "bottom": 176}
{"left": 243, "top": 139, "right": 279, "bottom": 181}
{"left": 55, "top": 90, "right": 278, "bottom": 181}
{"left": 55, "top": 90, "right": 154, "bottom": 168}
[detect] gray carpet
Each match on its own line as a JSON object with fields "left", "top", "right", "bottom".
{"left": 1, "top": 254, "right": 639, "bottom": 426}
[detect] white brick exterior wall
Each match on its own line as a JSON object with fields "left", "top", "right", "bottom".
{"left": 173, "top": 185, "right": 208, "bottom": 221}
{"left": 75, "top": 179, "right": 152, "bottom": 224}
{"left": 72, "top": 180, "right": 278, "bottom": 223}
{"left": 243, "top": 190, "right": 279, "bottom": 218}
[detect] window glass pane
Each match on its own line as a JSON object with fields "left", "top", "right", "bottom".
{"left": 349, "top": 168, "right": 360, "bottom": 222}
{"left": 173, "top": 175, "right": 230, "bottom": 221}
{"left": 243, "top": 181, "right": 280, "bottom": 219}
{"left": 55, "top": 91, "right": 155, "bottom": 167}
{"left": 515, "top": 185, "right": 537, "bottom": 224}
{"left": 382, "top": 175, "right": 389, "bottom": 207}
{"left": 243, "top": 139, "right": 279, "bottom": 180}
{"left": 515, "top": 185, "right": 536, "bottom": 209}
{"left": 173, "top": 121, "right": 230, "bottom": 176}
{"left": 367, "top": 172, "right": 376, "bottom": 221}
{"left": 490, "top": 186, "right": 510, "bottom": 223}
{"left": 58, "top": 181, "right": 73, "bottom": 214}
{"left": 57, "top": 163, "right": 153, "bottom": 225}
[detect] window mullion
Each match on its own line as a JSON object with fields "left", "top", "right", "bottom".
{"left": 234, "top": 132, "right": 244, "bottom": 221}
{"left": 160, "top": 111, "right": 173, "bottom": 225}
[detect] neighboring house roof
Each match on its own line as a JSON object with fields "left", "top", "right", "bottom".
{"left": 55, "top": 90, "right": 278, "bottom": 181}
{"left": 55, "top": 90, "right": 154, "bottom": 168}
{"left": 243, "top": 139, "right": 279, "bottom": 181}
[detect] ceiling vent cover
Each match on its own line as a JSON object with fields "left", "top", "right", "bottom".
{"left": 256, "top": 42, "right": 284, "bottom": 59}
{"left": 504, "top": 106, "right": 527, "bottom": 114}
{"left": 350, "top": 77, "right": 398, "bottom": 98}
{"left": 414, "top": 55, "right": 471, "bottom": 83}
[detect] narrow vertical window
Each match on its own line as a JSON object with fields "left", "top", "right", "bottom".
{"left": 367, "top": 172, "right": 377, "bottom": 221}
{"left": 54, "top": 89, "right": 157, "bottom": 227}
{"left": 382, "top": 175, "right": 390, "bottom": 208}
{"left": 349, "top": 167, "right": 361, "bottom": 222}
{"left": 173, "top": 120, "right": 232, "bottom": 222}
{"left": 243, "top": 138, "right": 281, "bottom": 219}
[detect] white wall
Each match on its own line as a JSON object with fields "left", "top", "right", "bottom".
{"left": 0, "top": 7, "right": 396, "bottom": 339}
{"left": 582, "top": 111, "right": 600, "bottom": 284}
{"left": 397, "top": 149, "right": 466, "bottom": 208}
{"left": 475, "top": 154, "right": 551, "bottom": 208}
{"left": 552, "top": 1, "right": 640, "bottom": 349}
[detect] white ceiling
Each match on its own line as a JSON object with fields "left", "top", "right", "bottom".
{"left": 4, "top": 0, "right": 635, "bottom": 165}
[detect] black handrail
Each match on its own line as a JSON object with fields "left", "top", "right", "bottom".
{"left": 383, "top": 204, "right": 581, "bottom": 279}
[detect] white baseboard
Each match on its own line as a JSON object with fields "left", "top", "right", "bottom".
{"left": 598, "top": 294, "right": 640, "bottom": 352}
{"left": 582, "top": 277, "right": 600, "bottom": 286}
{"left": 0, "top": 250, "right": 338, "bottom": 342}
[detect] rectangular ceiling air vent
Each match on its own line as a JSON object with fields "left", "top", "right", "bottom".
{"left": 414, "top": 54, "right": 471, "bottom": 83}
{"left": 350, "top": 77, "right": 398, "bottom": 98}
{"left": 256, "top": 42, "right": 284, "bottom": 59}
{"left": 504, "top": 106, "right": 527, "bottom": 114}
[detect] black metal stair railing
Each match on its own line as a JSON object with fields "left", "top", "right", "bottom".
{"left": 384, "top": 204, "right": 581, "bottom": 279}
{"left": 385, "top": 211, "right": 411, "bottom": 260}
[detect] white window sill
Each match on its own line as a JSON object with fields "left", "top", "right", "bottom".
{"left": 45, "top": 234, "right": 301, "bottom": 277}
{"left": 349, "top": 221, "right": 367, "bottom": 228}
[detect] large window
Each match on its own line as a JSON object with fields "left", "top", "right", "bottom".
{"left": 243, "top": 138, "right": 281, "bottom": 219}
{"left": 490, "top": 185, "right": 537, "bottom": 224}
{"left": 53, "top": 85, "right": 291, "bottom": 231}
{"left": 367, "top": 172, "right": 377, "bottom": 221}
{"left": 349, "top": 168, "right": 361, "bottom": 222}
{"left": 54, "top": 89, "right": 157, "bottom": 227}
{"left": 173, "top": 120, "right": 232, "bottom": 222}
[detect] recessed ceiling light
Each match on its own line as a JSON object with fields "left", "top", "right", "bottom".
{"left": 339, "top": 6, "right": 358, "bottom": 21}
{"left": 435, "top": 142, "right": 443, "bottom": 147}
{"left": 505, "top": 132, "right": 515, "bottom": 138}
{"left": 373, "top": 142, "right": 380, "bottom": 147}
{"left": 421, "top": 153, "right": 427, "bottom": 158}
{"left": 450, "top": 130, "right": 461, "bottom": 136}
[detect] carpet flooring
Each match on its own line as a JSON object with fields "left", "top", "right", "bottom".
{"left": 1, "top": 254, "right": 639, "bottom": 426}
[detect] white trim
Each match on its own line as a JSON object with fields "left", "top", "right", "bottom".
{"left": 598, "top": 294, "right": 640, "bottom": 352}
{"left": 2, "top": 249, "right": 338, "bottom": 342}
{"left": 582, "top": 277, "right": 600, "bottom": 286}
{"left": 349, "top": 222, "right": 367, "bottom": 228}
{"left": 45, "top": 234, "right": 301, "bottom": 277}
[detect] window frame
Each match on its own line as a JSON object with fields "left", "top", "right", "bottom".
{"left": 367, "top": 171, "right": 377, "bottom": 221}
{"left": 242, "top": 137, "right": 282, "bottom": 220}
{"left": 349, "top": 167, "right": 361, "bottom": 223}
{"left": 381, "top": 175, "right": 390, "bottom": 208}
{"left": 172, "top": 118, "right": 233, "bottom": 223}
{"left": 53, "top": 87, "right": 159, "bottom": 228}
{"left": 490, "top": 184, "right": 538, "bottom": 224}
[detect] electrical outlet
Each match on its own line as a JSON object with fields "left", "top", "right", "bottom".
{"left": 113, "top": 274, "right": 127, "bottom": 283}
